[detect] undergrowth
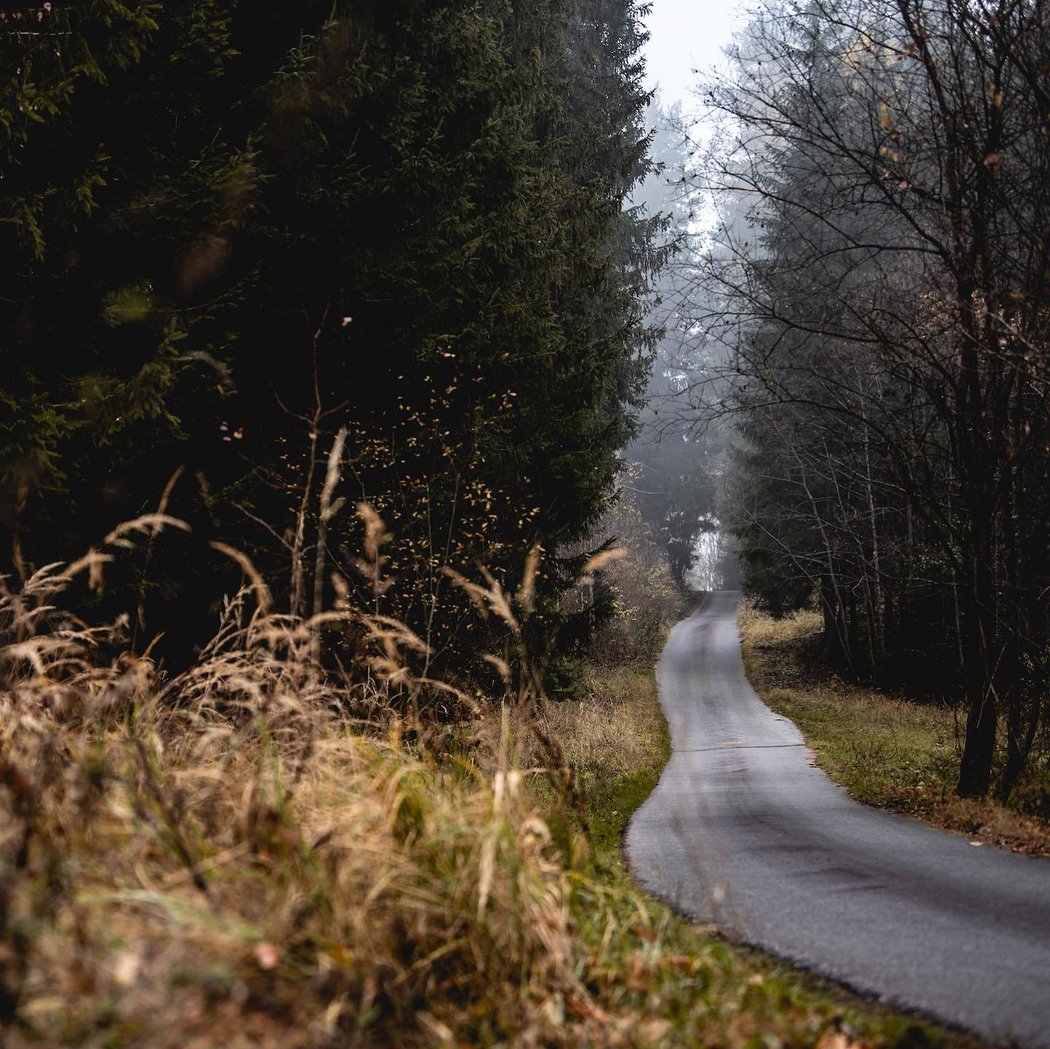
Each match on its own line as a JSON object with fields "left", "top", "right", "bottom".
{"left": 0, "top": 518, "right": 987, "bottom": 1047}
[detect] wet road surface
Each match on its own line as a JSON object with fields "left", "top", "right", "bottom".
{"left": 625, "top": 591, "right": 1050, "bottom": 1047}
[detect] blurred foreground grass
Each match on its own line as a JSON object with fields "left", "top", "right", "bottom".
{"left": 0, "top": 549, "right": 987, "bottom": 1048}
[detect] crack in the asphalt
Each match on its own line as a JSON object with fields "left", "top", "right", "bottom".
{"left": 671, "top": 742, "right": 806, "bottom": 753}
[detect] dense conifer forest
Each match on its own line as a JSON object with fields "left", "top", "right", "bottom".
{"left": 0, "top": 0, "right": 660, "bottom": 679}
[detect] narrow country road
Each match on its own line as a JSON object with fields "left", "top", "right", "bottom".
{"left": 625, "top": 591, "right": 1050, "bottom": 1048}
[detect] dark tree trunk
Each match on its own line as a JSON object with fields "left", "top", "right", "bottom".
{"left": 956, "top": 546, "right": 998, "bottom": 797}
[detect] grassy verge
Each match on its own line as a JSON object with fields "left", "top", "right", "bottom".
{"left": 529, "top": 662, "right": 986, "bottom": 1049}
{"left": 535, "top": 665, "right": 669, "bottom": 859}
{"left": 0, "top": 540, "right": 993, "bottom": 1048}
{"left": 2, "top": 649, "right": 983, "bottom": 1049}
{"left": 738, "top": 603, "right": 1050, "bottom": 857}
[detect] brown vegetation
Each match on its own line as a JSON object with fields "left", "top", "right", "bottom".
{"left": 0, "top": 519, "right": 975, "bottom": 1047}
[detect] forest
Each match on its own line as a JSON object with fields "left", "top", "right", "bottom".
{"left": 696, "top": 0, "right": 1050, "bottom": 802}
{"left": 0, "top": 0, "right": 664, "bottom": 681}
{"left": 1, "top": 0, "right": 1049, "bottom": 1045}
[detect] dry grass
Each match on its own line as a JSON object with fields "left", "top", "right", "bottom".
{"left": 0, "top": 557, "right": 586, "bottom": 1047}
{"left": 523, "top": 667, "right": 670, "bottom": 858}
{"left": 538, "top": 668, "right": 667, "bottom": 784}
{"left": 584, "top": 485, "right": 690, "bottom": 668}
{"left": 738, "top": 601, "right": 1050, "bottom": 857}
{"left": 0, "top": 528, "right": 985, "bottom": 1048}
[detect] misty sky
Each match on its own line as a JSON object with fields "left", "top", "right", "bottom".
{"left": 642, "top": 0, "right": 746, "bottom": 113}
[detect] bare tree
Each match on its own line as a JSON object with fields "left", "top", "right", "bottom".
{"left": 698, "top": 0, "right": 1050, "bottom": 797}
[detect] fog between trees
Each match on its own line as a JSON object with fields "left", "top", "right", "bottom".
{"left": 2, "top": 0, "right": 1048, "bottom": 802}
{"left": 689, "top": 0, "right": 1050, "bottom": 800}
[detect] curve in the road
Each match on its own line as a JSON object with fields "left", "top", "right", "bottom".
{"left": 625, "top": 591, "right": 1050, "bottom": 1048}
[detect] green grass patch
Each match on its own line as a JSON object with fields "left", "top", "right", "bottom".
{"left": 763, "top": 684, "right": 959, "bottom": 809}
{"left": 586, "top": 763, "right": 664, "bottom": 857}
{"left": 580, "top": 669, "right": 670, "bottom": 860}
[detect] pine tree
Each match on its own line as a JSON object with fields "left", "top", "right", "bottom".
{"left": 0, "top": 0, "right": 661, "bottom": 681}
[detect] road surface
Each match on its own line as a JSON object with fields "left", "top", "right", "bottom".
{"left": 625, "top": 591, "right": 1050, "bottom": 1047}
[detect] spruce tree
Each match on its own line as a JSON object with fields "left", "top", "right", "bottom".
{"left": 1, "top": 0, "right": 661, "bottom": 681}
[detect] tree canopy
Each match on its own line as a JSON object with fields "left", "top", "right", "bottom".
{"left": 1, "top": 0, "right": 660, "bottom": 677}
{"left": 701, "top": 0, "right": 1050, "bottom": 798}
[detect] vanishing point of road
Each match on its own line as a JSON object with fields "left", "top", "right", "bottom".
{"left": 626, "top": 591, "right": 1050, "bottom": 1048}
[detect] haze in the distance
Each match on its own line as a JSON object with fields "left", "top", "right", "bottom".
{"left": 642, "top": 0, "right": 745, "bottom": 112}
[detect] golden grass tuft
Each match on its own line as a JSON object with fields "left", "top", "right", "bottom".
{"left": 536, "top": 668, "right": 666, "bottom": 784}
{"left": 0, "top": 549, "right": 593, "bottom": 1046}
{"left": 0, "top": 531, "right": 977, "bottom": 1047}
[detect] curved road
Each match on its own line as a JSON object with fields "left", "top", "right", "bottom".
{"left": 626, "top": 592, "right": 1050, "bottom": 1047}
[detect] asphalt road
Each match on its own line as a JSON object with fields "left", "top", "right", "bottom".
{"left": 625, "top": 591, "right": 1050, "bottom": 1047}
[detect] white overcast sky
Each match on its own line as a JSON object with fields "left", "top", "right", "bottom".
{"left": 641, "top": 0, "right": 747, "bottom": 114}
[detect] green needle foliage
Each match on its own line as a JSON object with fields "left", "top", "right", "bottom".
{"left": 0, "top": 0, "right": 661, "bottom": 682}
